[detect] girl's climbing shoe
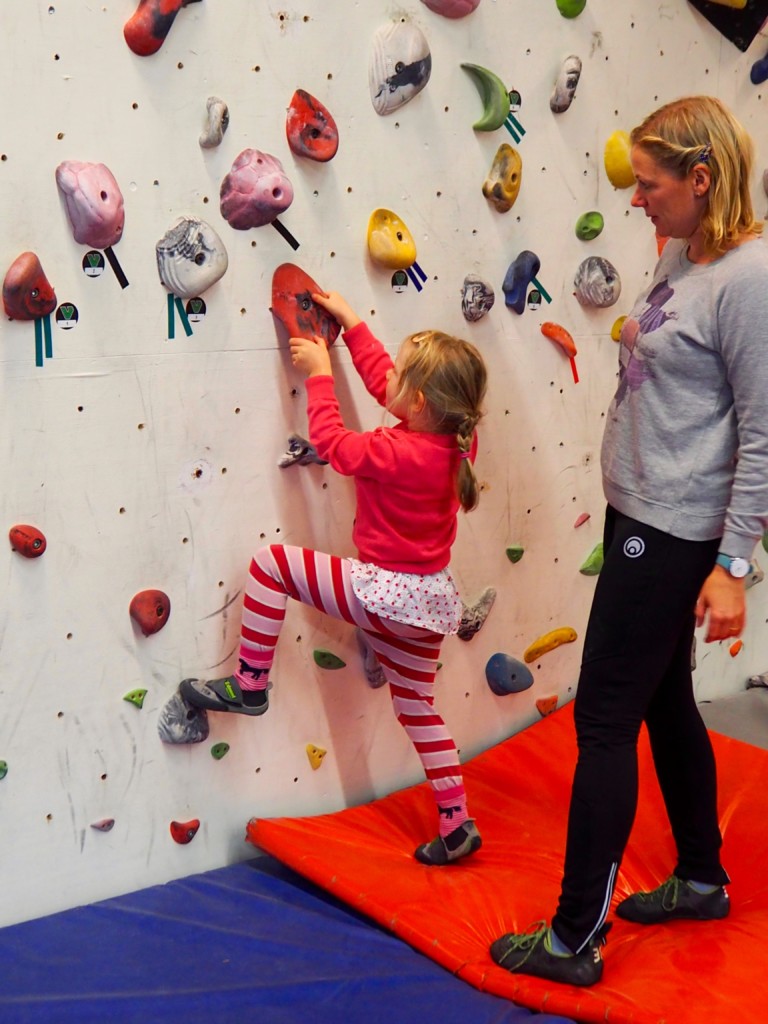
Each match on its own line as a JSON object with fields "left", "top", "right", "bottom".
{"left": 414, "top": 820, "right": 482, "bottom": 865}
{"left": 180, "top": 675, "right": 269, "bottom": 716}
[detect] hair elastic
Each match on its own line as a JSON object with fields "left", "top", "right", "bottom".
{"left": 459, "top": 451, "right": 472, "bottom": 460}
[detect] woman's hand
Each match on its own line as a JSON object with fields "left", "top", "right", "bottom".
{"left": 289, "top": 334, "right": 332, "bottom": 377}
{"left": 695, "top": 567, "right": 746, "bottom": 642}
{"left": 312, "top": 290, "right": 361, "bottom": 332}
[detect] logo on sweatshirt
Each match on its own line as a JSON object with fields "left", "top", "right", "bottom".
{"left": 623, "top": 537, "right": 645, "bottom": 558}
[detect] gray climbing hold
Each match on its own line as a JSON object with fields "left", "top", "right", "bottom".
{"left": 574, "top": 257, "right": 621, "bottom": 308}
{"left": 278, "top": 434, "right": 328, "bottom": 468}
{"left": 550, "top": 55, "right": 582, "bottom": 113}
{"left": 747, "top": 671, "right": 768, "bottom": 689}
{"left": 461, "top": 274, "right": 495, "bottom": 322}
{"left": 746, "top": 558, "right": 764, "bottom": 591}
{"left": 157, "top": 689, "right": 210, "bottom": 744}
{"left": 356, "top": 628, "right": 387, "bottom": 688}
{"left": 457, "top": 586, "right": 497, "bottom": 641}
{"left": 485, "top": 653, "right": 534, "bottom": 696}
{"left": 199, "top": 96, "right": 229, "bottom": 149}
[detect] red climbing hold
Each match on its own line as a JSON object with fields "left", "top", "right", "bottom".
{"left": 123, "top": 0, "right": 203, "bottom": 57}
{"left": 129, "top": 589, "right": 171, "bottom": 636}
{"left": 9, "top": 524, "right": 47, "bottom": 558}
{"left": 170, "top": 818, "right": 200, "bottom": 844}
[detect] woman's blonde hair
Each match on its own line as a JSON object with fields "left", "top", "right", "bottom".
{"left": 630, "top": 95, "right": 762, "bottom": 255}
{"left": 394, "top": 329, "right": 487, "bottom": 512}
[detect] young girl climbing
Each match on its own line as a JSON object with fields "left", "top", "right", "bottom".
{"left": 181, "top": 290, "right": 488, "bottom": 865}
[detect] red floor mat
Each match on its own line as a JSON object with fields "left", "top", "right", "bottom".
{"left": 247, "top": 701, "right": 768, "bottom": 1024}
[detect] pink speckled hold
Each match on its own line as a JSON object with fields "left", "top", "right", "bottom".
{"left": 219, "top": 149, "right": 294, "bottom": 230}
{"left": 55, "top": 161, "right": 125, "bottom": 250}
{"left": 420, "top": 0, "right": 481, "bottom": 16}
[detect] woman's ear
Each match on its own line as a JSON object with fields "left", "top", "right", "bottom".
{"left": 692, "top": 163, "right": 711, "bottom": 197}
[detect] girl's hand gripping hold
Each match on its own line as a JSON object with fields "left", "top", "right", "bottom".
{"left": 312, "top": 290, "right": 361, "bottom": 332}
{"left": 289, "top": 334, "right": 333, "bottom": 378}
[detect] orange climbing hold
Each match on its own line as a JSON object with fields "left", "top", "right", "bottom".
{"left": 729, "top": 639, "right": 743, "bottom": 657}
{"left": 170, "top": 819, "right": 200, "bottom": 844}
{"left": 540, "top": 322, "right": 579, "bottom": 383}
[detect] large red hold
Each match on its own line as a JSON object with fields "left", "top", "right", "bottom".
{"left": 2, "top": 253, "right": 56, "bottom": 321}
{"left": 124, "top": 0, "right": 203, "bottom": 57}
{"left": 130, "top": 589, "right": 171, "bottom": 636}
{"left": 271, "top": 264, "right": 340, "bottom": 344}
{"left": 9, "top": 525, "right": 47, "bottom": 558}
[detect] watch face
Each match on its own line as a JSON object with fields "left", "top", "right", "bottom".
{"left": 730, "top": 557, "right": 750, "bottom": 578}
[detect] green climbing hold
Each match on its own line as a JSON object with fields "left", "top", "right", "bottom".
{"left": 313, "top": 648, "right": 346, "bottom": 670}
{"left": 0, "top": 761, "right": 7, "bottom": 780}
{"left": 506, "top": 545, "right": 524, "bottom": 563}
{"left": 211, "top": 742, "right": 230, "bottom": 760}
{"left": 575, "top": 211, "right": 604, "bottom": 241}
{"left": 556, "top": 0, "right": 587, "bottom": 17}
{"left": 762, "top": 529, "right": 768, "bottom": 554}
{"left": 580, "top": 542, "right": 604, "bottom": 576}
{"left": 123, "top": 688, "right": 148, "bottom": 709}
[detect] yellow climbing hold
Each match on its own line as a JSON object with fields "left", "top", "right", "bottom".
{"left": 367, "top": 208, "right": 417, "bottom": 270}
{"left": 604, "top": 130, "right": 635, "bottom": 189}
{"left": 524, "top": 627, "right": 578, "bottom": 664}
{"left": 306, "top": 744, "right": 327, "bottom": 770}
{"left": 611, "top": 315, "right": 627, "bottom": 342}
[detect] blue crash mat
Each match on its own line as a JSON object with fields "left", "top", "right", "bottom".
{"left": 1, "top": 856, "right": 576, "bottom": 1024}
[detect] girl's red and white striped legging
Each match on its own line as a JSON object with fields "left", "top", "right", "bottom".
{"left": 237, "top": 545, "right": 468, "bottom": 837}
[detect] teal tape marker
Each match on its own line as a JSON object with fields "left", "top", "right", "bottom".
{"left": 531, "top": 276, "right": 552, "bottom": 303}
{"left": 34, "top": 317, "right": 43, "bottom": 367}
{"left": 167, "top": 292, "right": 175, "bottom": 340}
{"left": 175, "top": 296, "right": 193, "bottom": 337}
{"left": 43, "top": 313, "right": 53, "bottom": 359}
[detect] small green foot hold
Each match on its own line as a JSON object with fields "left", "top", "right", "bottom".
{"left": 211, "top": 742, "right": 230, "bottom": 760}
{"left": 485, "top": 653, "right": 534, "bottom": 695}
{"left": 762, "top": 529, "right": 768, "bottom": 554}
{"left": 313, "top": 648, "right": 346, "bottom": 670}
{"left": 0, "top": 760, "right": 7, "bottom": 780}
{"left": 579, "top": 542, "right": 604, "bottom": 575}
{"left": 506, "top": 545, "right": 524, "bottom": 563}
{"left": 123, "top": 688, "right": 148, "bottom": 709}
{"left": 157, "top": 690, "right": 210, "bottom": 744}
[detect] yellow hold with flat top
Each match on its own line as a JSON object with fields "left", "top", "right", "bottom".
{"left": 524, "top": 627, "right": 578, "bottom": 664}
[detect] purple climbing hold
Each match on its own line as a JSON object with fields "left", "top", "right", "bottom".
{"left": 502, "top": 251, "right": 540, "bottom": 314}
{"left": 751, "top": 52, "right": 768, "bottom": 85}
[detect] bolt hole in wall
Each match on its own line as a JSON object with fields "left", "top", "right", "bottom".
{"left": 0, "top": 1, "right": 766, "bottom": 926}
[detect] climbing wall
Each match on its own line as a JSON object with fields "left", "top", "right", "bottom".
{"left": 2, "top": 0, "right": 768, "bottom": 926}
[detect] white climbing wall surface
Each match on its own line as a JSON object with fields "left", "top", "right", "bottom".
{"left": 1, "top": 0, "right": 767, "bottom": 926}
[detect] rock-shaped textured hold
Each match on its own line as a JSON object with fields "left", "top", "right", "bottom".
{"left": 3, "top": 253, "right": 56, "bottom": 321}
{"left": 156, "top": 217, "right": 228, "bottom": 299}
{"left": 482, "top": 144, "right": 522, "bottom": 213}
{"left": 56, "top": 161, "right": 125, "bottom": 250}
{"left": 574, "top": 257, "right": 621, "bottom": 308}
{"left": 461, "top": 274, "right": 495, "bottom": 321}
{"left": 369, "top": 20, "right": 431, "bottom": 115}
{"left": 220, "top": 150, "right": 293, "bottom": 230}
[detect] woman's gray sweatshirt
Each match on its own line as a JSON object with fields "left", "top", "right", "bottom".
{"left": 602, "top": 236, "right": 768, "bottom": 560}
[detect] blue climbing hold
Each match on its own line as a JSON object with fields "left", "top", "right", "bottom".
{"left": 485, "top": 652, "right": 534, "bottom": 696}
{"left": 502, "top": 250, "right": 540, "bottom": 314}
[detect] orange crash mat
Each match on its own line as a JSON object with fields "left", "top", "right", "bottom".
{"left": 248, "top": 701, "right": 768, "bottom": 1024}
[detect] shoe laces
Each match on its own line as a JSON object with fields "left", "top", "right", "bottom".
{"left": 498, "top": 921, "right": 549, "bottom": 962}
{"left": 637, "top": 875, "right": 680, "bottom": 909}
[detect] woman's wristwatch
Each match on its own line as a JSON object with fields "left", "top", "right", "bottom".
{"left": 715, "top": 553, "right": 753, "bottom": 578}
